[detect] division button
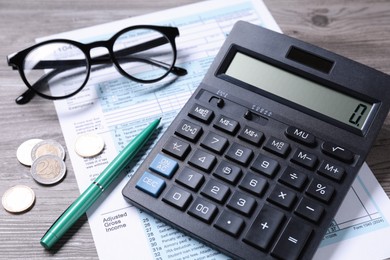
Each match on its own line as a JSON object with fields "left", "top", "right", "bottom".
{"left": 271, "top": 218, "right": 312, "bottom": 260}
{"left": 243, "top": 204, "right": 285, "bottom": 250}
{"left": 278, "top": 167, "right": 307, "bottom": 190}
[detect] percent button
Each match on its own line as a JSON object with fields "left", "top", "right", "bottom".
{"left": 306, "top": 179, "right": 334, "bottom": 203}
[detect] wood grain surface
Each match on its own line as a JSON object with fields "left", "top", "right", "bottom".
{"left": 0, "top": 0, "right": 389, "bottom": 259}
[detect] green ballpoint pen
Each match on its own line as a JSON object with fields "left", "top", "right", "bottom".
{"left": 40, "top": 117, "right": 161, "bottom": 249}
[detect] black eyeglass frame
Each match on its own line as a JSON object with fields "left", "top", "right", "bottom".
{"left": 7, "top": 25, "right": 187, "bottom": 104}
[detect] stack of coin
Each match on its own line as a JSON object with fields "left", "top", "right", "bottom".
{"left": 16, "top": 139, "right": 67, "bottom": 185}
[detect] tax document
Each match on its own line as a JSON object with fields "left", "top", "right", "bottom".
{"left": 39, "top": 0, "right": 390, "bottom": 259}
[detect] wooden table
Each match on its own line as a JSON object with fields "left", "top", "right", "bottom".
{"left": 1, "top": 0, "right": 389, "bottom": 258}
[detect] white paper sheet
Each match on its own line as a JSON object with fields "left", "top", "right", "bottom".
{"left": 38, "top": 0, "right": 390, "bottom": 259}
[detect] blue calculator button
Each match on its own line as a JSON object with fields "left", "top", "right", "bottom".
{"left": 136, "top": 172, "right": 166, "bottom": 197}
{"left": 149, "top": 153, "right": 178, "bottom": 178}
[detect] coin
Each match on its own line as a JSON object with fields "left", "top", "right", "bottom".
{"left": 31, "top": 139, "right": 65, "bottom": 162}
{"left": 16, "top": 138, "right": 43, "bottom": 166}
{"left": 30, "top": 154, "right": 67, "bottom": 185}
{"left": 74, "top": 133, "right": 105, "bottom": 158}
{"left": 2, "top": 185, "right": 35, "bottom": 213}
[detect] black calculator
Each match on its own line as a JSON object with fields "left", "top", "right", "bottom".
{"left": 122, "top": 21, "right": 390, "bottom": 259}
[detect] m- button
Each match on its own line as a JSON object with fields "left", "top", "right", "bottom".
{"left": 291, "top": 148, "right": 318, "bottom": 169}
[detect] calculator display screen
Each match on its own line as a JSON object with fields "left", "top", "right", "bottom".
{"left": 224, "top": 51, "right": 374, "bottom": 131}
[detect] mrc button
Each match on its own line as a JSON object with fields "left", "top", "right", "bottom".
{"left": 285, "top": 126, "right": 316, "bottom": 147}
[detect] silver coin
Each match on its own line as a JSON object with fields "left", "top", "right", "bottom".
{"left": 2, "top": 185, "right": 35, "bottom": 213}
{"left": 74, "top": 133, "right": 105, "bottom": 158}
{"left": 16, "top": 138, "right": 43, "bottom": 166}
{"left": 30, "top": 154, "right": 67, "bottom": 185}
{"left": 31, "top": 139, "right": 65, "bottom": 162}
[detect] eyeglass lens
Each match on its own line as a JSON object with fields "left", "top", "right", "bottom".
{"left": 22, "top": 28, "right": 175, "bottom": 99}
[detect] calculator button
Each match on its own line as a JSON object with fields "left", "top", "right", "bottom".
{"left": 225, "top": 143, "right": 254, "bottom": 166}
{"left": 136, "top": 172, "right": 166, "bottom": 198}
{"left": 188, "top": 103, "right": 214, "bottom": 124}
{"left": 149, "top": 153, "right": 178, "bottom": 178}
{"left": 321, "top": 142, "right": 354, "bottom": 163}
{"left": 263, "top": 137, "right": 290, "bottom": 157}
{"left": 238, "top": 125, "right": 264, "bottom": 146}
{"left": 188, "top": 149, "right": 217, "bottom": 172}
{"left": 250, "top": 154, "right": 279, "bottom": 177}
{"left": 278, "top": 167, "right": 307, "bottom": 190}
{"left": 201, "top": 179, "right": 230, "bottom": 203}
{"left": 238, "top": 172, "right": 268, "bottom": 197}
{"left": 285, "top": 126, "right": 316, "bottom": 147}
{"left": 162, "top": 186, "right": 192, "bottom": 210}
{"left": 243, "top": 204, "right": 285, "bottom": 250}
{"left": 214, "top": 210, "right": 245, "bottom": 237}
{"left": 295, "top": 197, "right": 324, "bottom": 223}
{"left": 267, "top": 185, "right": 297, "bottom": 209}
{"left": 306, "top": 179, "right": 334, "bottom": 203}
{"left": 318, "top": 161, "right": 345, "bottom": 181}
{"left": 162, "top": 136, "right": 191, "bottom": 160}
{"left": 227, "top": 191, "right": 257, "bottom": 216}
{"left": 291, "top": 148, "right": 318, "bottom": 169}
{"left": 213, "top": 115, "right": 239, "bottom": 135}
{"left": 200, "top": 132, "right": 228, "bottom": 154}
{"left": 175, "top": 119, "right": 203, "bottom": 142}
{"left": 188, "top": 197, "right": 218, "bottom": 223}
{"left": 271, "top": 218, "right": 312, "bottom": 260}
{"left": 214, "top": 160, "right": 242, "bottom": 185}
{"left": 175, "top": 167, "right": 204, "bottom": 191}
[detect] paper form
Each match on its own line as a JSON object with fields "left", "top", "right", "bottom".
{"left": 37, "top": 0, "right": 390, "bottom": 259}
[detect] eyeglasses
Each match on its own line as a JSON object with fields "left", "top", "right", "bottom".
{"left": 7, "top": 25, "right": 187, "bottom": 105}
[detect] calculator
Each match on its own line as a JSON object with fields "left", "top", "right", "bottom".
{"left": 122, "top": 21, "right": 390, "bottom": 260}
